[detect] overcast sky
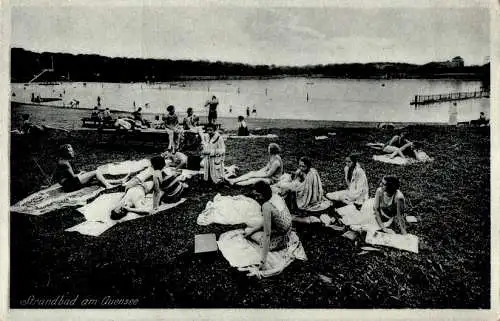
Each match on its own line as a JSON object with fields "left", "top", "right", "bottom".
{"left": 10, "top": 2, "right": 490, "bottom": 66}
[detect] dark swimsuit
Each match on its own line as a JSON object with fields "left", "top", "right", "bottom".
{"left": 55, "top": 161, "right": 83, "bottom": 192}
{"left": 392, "top": 136, "right": 415, "bottom": 158}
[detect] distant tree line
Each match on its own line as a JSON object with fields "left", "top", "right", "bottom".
{"left": 11, "top": 48, "right": 490, "bottom": 88}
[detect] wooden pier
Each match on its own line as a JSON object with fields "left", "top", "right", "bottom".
{"left": 410, "top": 90, "right": 489, "bottom": 106}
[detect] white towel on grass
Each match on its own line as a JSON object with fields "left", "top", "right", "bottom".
{"left": 98, "top": 159, "right": 150, "bottom": 176}
{"left": 373, "top": 151, "right": 433, "bottom": 166}
{"left": 225, "top": 134, "right": 278, "bottom": 139}
{"left": 337, "top": 198, "right": 394, "bottom": 233}
{"left": 197, "top": 194, "right": 263, "bottom": 227}
{"left": 372, "top": 155, "right": 411, "bottom": 166}
{"left": 10, "top": 184, "right": 104, "bottom": 216}
{"left": 365, "top": 229, "right": 419, "bottom": 253}
{"left": 336, "top": 199, "right": 419, "bottom": 253}
{"left": 217, "top": 229, "right": 307, "bottom": 278}
{"left": 65, "top": 193, "right": 186, "bottom": 237}
{"left": 10, "top": 159, "right": 151, "bottom": 216}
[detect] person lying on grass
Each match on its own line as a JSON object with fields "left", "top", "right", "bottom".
{"left": 227, "top": 143, "right": 283, "bottom": 186}
{"left": 373, "top": 175, "right": 407, "bottom": 235}
{"left": 111, "top": 156, "right": 186, "bottom": 220}
{"left": 272, "top": 156, "right": 330, "bottom": 223}
{"left": 120, "top": 155, "right": 167, "bottom": 211}
{"left": 55, "top": 144, "right": 123, "bottom": 192}
{"left": 370, "top": 131, "right": 417, "bottom": 159}
{"left": 326, "top": 153, "right": 369, "bottom": 210}
{"left": 245, "top": 181, "right": 293, "bottom": 270}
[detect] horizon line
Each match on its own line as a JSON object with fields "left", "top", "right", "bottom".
{"left": 11, "top": 47, "right": 488, "bottom": 68}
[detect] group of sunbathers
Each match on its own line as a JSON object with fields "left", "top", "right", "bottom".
{"left": 227, "top": 141, "right": 409, "bottom": 233}
{"left": 55, "top": 118, "right": 225, "bottom": 217}
{"left": 54, "top": 123, "right": 415, "bottom": 273}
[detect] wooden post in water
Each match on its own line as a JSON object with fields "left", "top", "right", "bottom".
{"left": 265, "top": 88, "right": 268, "bottom": 96}
{"left": 306, "top": 92, "right": 309, "bottom": 102}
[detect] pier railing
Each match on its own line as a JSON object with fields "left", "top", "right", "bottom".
{"left": 410, "top": 89, "right": 489, "bottom": 106}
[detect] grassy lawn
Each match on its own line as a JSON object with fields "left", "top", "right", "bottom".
{"left": 10, "top": 125, "right": 490, "bottom": 308}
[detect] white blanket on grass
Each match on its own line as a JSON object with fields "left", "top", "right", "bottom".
{"left": 217, "top": 229, "right": 307, "bottom": 278}
{"left": 336, "top": 199, "right": 419, "bottom": 253}
{"left": 65, "top": 193, "right": 186, "bottom": 237}
{"left": 98, "top": 159, "right": 151, "bottom": 176}
{"left": 365, "top": 230, "right": 419, "bottom": 253}
{"left": 10, "top": 159, "right": 149, "bottom": 216}
{"left": 372, "top": 150, "right": 433, "bottom": 166}
{"left": 197, "top": 194, "right": 263, "bottom": 227}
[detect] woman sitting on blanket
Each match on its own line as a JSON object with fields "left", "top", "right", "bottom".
{"left": 55, "top": 144, "right": 122, "bottom": 192}
{"left": 111, "top": 156, "right": 185, "bottom": 220}
{"left": 227, "top": 143, "right": 283, "bottom": 186}
{"left": 245, "top": 181, "right": 293, "bottom": 270}
{"left": 326, "top": 153, "right": 369, "bottom": 210}
{"left": 373, "top": 175, "right": 407, "bottom": 235}
{"left": 272, "top": 157, "right": 331, "bottom": 223}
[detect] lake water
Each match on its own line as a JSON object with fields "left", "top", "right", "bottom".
{"left": 11, "top": 78, "right": 489, "bottom": 123}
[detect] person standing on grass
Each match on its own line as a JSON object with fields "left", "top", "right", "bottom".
{"left": 237, "top": 116, "right": 249, "bottom": 136}
{"left": 201, "top": 123, "right": 225, "bottom": 184}
{"left": 245, "top": 181, "right": 293, "bottom": 269}
{"left": 164, "top": 105, "right": 184, "bottom": 151}
{"left": 326, "top": 153, "right": 369, "bottom": 210}
{"left": 373, "top": 175, "right": 407, "bottom": 234}
{"left": 55, "top": 144, "right": 121, "bottom": 192}
{"left": 204, "top": 95, "right": 219, "bottom": 124}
